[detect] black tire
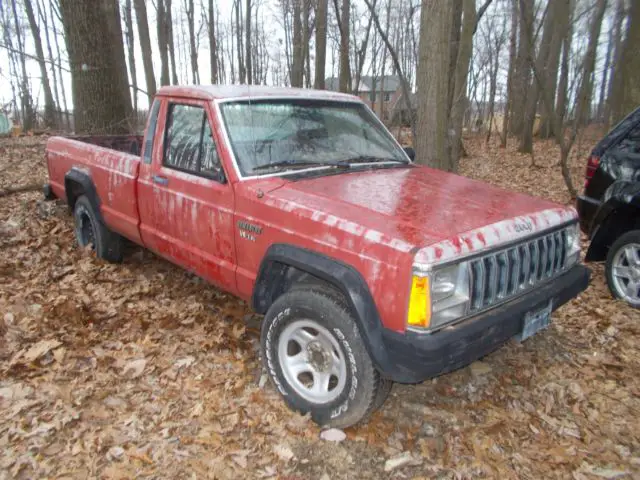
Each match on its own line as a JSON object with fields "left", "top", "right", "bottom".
{"left": 371, "top": 377, "right": 393, "bottom": 413}
{"left": 260, "top": 288, "right": 382, "bottom": 428}
{"left": 73, "top": 195, "right": 123, "bottom": 263}
{"left": 605, "top": 229, "right": 640, "bottom": 308}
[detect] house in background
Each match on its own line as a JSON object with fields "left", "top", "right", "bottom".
{"left": 325, "top": 75, "right": 403, "bottom": 121}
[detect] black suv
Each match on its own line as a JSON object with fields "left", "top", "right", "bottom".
{"left": 577, "top": 106, "right": 640, "bottom": 308}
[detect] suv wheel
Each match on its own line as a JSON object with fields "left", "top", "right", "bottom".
{"left": 605, "top": 230, "right": 640, "bottom": 308}
{"left": 260, "top": 288, "right": 384, "bottom": 428}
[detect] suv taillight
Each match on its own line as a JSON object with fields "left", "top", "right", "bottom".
{"left": 584, "top": 155, "right": 600, "bottom": 189}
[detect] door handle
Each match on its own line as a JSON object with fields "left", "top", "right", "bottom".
{"left": 152, "top": 175, "right": 168, "bottom": 186}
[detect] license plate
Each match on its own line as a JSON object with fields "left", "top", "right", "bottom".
{"left": 516, "top": 301, "right": 552, "bottom": 342}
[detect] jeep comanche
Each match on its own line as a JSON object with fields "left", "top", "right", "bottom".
{"left": 44, "top": 85, "right": 590, "bottom": 427}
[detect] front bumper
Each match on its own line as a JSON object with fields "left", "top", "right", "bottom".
{"left": 380, "top": 264, "right": 590, "bottom": 383}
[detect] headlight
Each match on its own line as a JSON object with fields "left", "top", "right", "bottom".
{"left": 407, "top": 262, "right": 470, "bottom": 331}
{"left": 565, "top": 223, "right": 581, "bottom": 266}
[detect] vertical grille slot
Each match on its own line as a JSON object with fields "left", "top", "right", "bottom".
{"left": 467, "top": 226, "right": 572, "bottom": 314}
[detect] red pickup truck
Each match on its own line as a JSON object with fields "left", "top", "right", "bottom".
{"left": 45, "top": 85, "right": 590, "bottom": 427}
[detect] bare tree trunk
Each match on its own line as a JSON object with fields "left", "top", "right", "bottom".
{"left": 605, "top": 0, "right": 625, "bottom": 125}
{"left": 207, "top": 0, "right": 218, "bottom": 83}
{"left": 500, "top": 0, "right": 518, "bottom": 148}
{"left": 234, "top": 0, "right": 245, "bottom": 83}
{"left": 353, "top": 0, "right": 374, "bottom": 96}
{"left": 363, "top": 0, "right": 415, "bottom": 140}
{"left": 24, "top": 0, "right": 56, "bottom": 128}
{"left": 314, "top": 0, "right": 327, "bottom": 89}
{"left": 596, "top": 6, "right": 614, "bottom": 122}
{"left": 133, "top": 0, "right": 156, "bottom": 99}
{"left": 10, "top": 0, "right": 35, "bottom": 131}
{"left": 185, "top": 0, "right": 199, "bottom": 83}
{"left": 301, "top": 0, "right": 310, "bottom": 88}
{"left": 37, "top": 0, "right": 62, "bottom": 127}
{"left": 50, "top": 0, "right": 70, "bottom": 129}
{"left": 157, "top": 0, "right": 170, "bottom": 86}
{"left": 291, "top": 0, "right": 303, "bottom": 87}
{"left": 245, "top": 0, "right": 251, "bottom": 84}
{"left": 538, "top": 0, "right": 569, "bottom": 138}
{"left": 165, "top": 0, "right": 179, "bottom": 85}
{"left": 123, "top": 0, "right": 138, "bottom": 112}
{"left": 555, "top": 1, "right": 573, "bottom": 132}
{"left": 509, "top": 0, "right": 533, "bottom": 136}
{"left": 611, "top": 0, "right": 639, "bottom": 124}
{"left": 519, "top": 0, "right": 555, "bottom": 153}
{"left": 449, "top": 0, "right": 475, "bottom": 167}
{"left": 337, "top": 0, "right": 351, "bottom": 92}
{"left": 59, "top": 0, "right": 133, "bottom": 134}
{"left": 415, "top": 1, "right": 453, "bottom": 169}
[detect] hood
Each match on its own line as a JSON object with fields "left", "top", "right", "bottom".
{"left": 267, "top": 166, "right": 577, "bottom": 262}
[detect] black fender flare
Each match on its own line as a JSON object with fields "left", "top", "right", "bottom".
{"left": 252, "top": 243, "right": 394, "bottom": 377}
{"left": 586, "top": 187, "right": 640, "bottom": 261}
{"left": 64, "top": 168, "right": 105, "bottom": 224}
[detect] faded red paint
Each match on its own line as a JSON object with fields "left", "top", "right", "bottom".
{"left": 46, "top": 85, "right": 578, "bottom": 334}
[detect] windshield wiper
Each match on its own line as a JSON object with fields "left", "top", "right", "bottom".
{"left": 342, "top": 155, "right": 408, "bottom": 165}
{"left": 252, "top": 159, "right": 351, "bottom": 173}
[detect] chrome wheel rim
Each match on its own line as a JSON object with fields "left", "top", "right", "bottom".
{"left": 277, "top": 320, "right": 347, "bottom": 404}
{"left": 611, "top": 242, "right": 640, "bottom": 306}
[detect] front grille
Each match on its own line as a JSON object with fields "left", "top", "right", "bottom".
{"left": 469, "top": 228, "right": 568, "bottom": 312}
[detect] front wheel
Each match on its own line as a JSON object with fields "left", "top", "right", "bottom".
{"left": 605, "top": 229, "right": 640, "bottom": 308}
{"left": 260, "top": 288, "right": 384, "bottom": 428}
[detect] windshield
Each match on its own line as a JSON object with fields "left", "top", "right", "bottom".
{"left": 219, "top": 99, "right": 409, "bottom": 176}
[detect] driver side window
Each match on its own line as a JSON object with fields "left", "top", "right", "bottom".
{"left": 164, "top": 103, "right": 224, "bottom": 180}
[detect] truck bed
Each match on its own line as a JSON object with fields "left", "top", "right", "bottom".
{"left": 46, "top": 135, "right": 142, "bottom": 244}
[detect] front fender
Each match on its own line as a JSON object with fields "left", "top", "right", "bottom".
{"left": 252, "top": 243, "right": 407, "bottom": 380}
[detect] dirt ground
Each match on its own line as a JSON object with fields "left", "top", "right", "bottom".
{"left": 1, "top": 134, "right": 638, "bottom": 479}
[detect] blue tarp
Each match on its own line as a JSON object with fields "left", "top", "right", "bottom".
{"left": 0, "top": 113, "right": 12, "bottom": 135}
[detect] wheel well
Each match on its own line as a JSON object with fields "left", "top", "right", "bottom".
{"left": 587, "top": 205, "right": 640, "bottom": 261}
{"left": 252, "top": 261, "right": 348, "bottom": 315}
{"left": 64, "top": 178, "right": 86, "bottom": 210}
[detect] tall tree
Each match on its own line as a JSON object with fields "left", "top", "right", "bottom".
{"left": 59, "top": 0, "right": 133, "bottom": 133}
{"left": 314, "top": 0, "right": 327, "bottom": 89}
{"left": 185, "top": 0, "right": 199, "bottom": 83}
{"left": 207, "top": 0, "right": 218, "bottom": 83}
{"left": 611, "top": 0, "right": 640, "bottom": 123}
{"left": 415, "top": 1, "right": 454, "bottom": 170}
{"left": 123, "top": 0, "right": 138, "bottom": 112}
{"left": 157, "top": 0, "right": 170, "bottom": 85}
{"left": 245, "top": 0, "right": 251, "bottom": 84}
{"left": 605, "top": 0, "right": 625, "bottom": 124}
{"left": 24, "top": 0, "right": 56, "bottom": 128}
{"left": 538, "top": 0, "right": 570, "bottom": 138}
{"left": 291, "top": 0, "right": 303, "bottom": 86}
{"left": 336, "top": 0, "right": 351, "bottom": 92}
{"left": 519, "top": 1, "right": 556, "bottom": 153}
{"left": 10, "top": 0, "right": 36, "bottom": 131}
{"left": 165, "top": 0, "right": 179, "bottom": 84}
{"left": 133, "top": 0, "right": 156, "bottom": 99}
{"left": 501, "top": 0, "right": 518, "bottom": 147}
{"left": 509, "top": 0, "right": 533, "bottom": 136}
{"left": 448, "top": 0, "right": 476, "bottom": 165}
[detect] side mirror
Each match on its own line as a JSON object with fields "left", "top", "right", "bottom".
{"left": 403, "top": 147, "right": 416, "bottom": 161}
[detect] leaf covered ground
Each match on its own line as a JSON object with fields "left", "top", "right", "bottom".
{"left": 0, "top": 134, "right": 638, "bottom": 479}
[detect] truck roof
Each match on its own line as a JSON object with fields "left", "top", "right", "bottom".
{"left": 157, "top": 84, "right": 362, "bottom": 102}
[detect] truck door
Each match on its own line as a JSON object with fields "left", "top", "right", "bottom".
{"left": 137, "top": 97, "right": 236, "bottom": 292}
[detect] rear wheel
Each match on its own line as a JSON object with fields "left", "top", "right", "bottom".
{"left": 73, "top": 195, "right": 123, "bottom": 262}
{"left": 260, "top": 288, "right": 385, "bottom": 428}
{"left": 605, "top": 230, "right": 640, "bottom": 308}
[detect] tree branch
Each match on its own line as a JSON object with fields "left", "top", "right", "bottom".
{"left": 0, "top": 42, "right": 71, "bottom": 72}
